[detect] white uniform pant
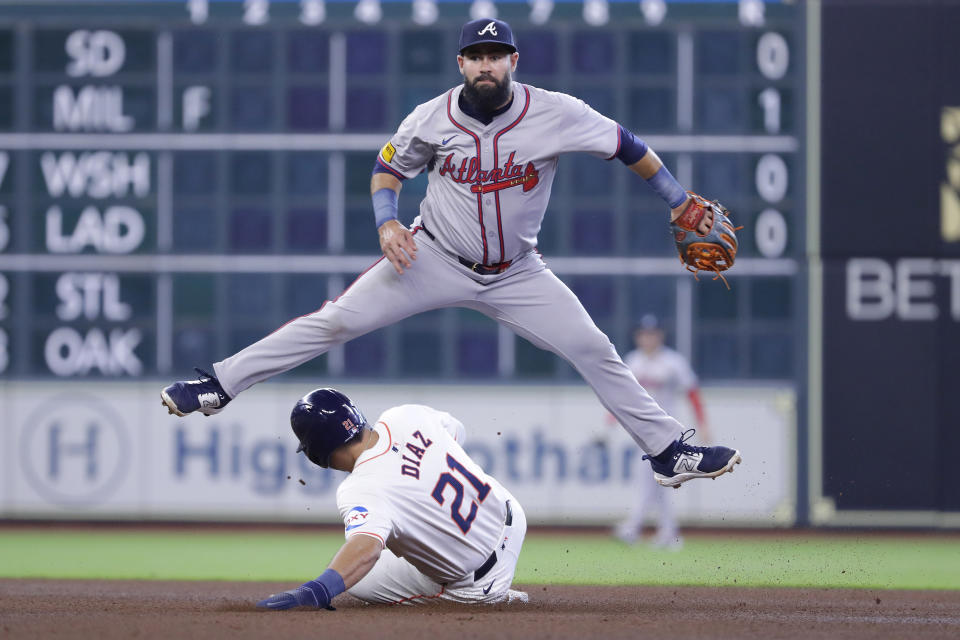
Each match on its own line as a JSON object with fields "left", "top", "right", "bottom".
{"left": 213, "top": 226, "right": 682, "bottom": 455}
{"left": 349, "top": 489, "right": 527, "bottom": 605}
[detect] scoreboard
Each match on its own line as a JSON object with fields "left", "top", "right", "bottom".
{"left": 0, "top": 0, "right": 806, "bottom": 382}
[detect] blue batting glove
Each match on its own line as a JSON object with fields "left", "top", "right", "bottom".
{"left": 256, "top": 570, "right": 345, "bottom": 611}
{"left": 257, "top": 580, "right": 329, "bottom": 610}
{"left": 256, "top": 591, "right": 300, "bottom": 610}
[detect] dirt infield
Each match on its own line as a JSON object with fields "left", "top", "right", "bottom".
{"left": 2, "top": 580, "right": 959, "bottom": 639}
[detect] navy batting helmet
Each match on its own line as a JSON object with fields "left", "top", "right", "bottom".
{"left": 291, "top": 388, "right": 367, "bottom": 468}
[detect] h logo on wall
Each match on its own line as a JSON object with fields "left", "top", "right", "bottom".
{"left": 19, "top": 396, "right": 130, "bottom": 506}
{"left": 943, "top": 107, "right": 960, "bottom": 242}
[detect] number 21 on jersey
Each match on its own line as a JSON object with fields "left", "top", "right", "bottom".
{"left": 431, "top": 454, "right": 491, "bottom": 534}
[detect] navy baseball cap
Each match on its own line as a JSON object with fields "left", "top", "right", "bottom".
{"left": 459, "top": 18, "right": 517, "bottom": 54}
{"left": 637, "top": 314, "right": 662, "bottom": 331}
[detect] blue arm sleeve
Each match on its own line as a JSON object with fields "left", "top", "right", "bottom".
{"left": 647, "top": 166, "right": 688, "bottom": 209}
{"left": 614, "top": 125, "right": 649, "bottom": 165}
{"left": 372, "top": 187, "right": 399, "bottom": 228}
{"left": 373, "top": 158, "right": 407, "bottom": 181}
{"left": 615, "top": 124, "right": 687, "bottom": 209}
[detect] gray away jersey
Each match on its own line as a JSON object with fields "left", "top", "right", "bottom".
{"left": 379, "top": 83, "right": 620, "bottom": 266}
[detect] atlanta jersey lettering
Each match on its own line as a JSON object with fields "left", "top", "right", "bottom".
{"left": 624, "top": 347, "right": 698, "bottom": 417}
{"left": 378, "top": 83, "right": 619, "bottom": 266}
{"left": 336, "top": 404, "right": 508, "bottom": 584}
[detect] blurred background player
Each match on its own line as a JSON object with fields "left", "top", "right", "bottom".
{"left": 610, "top": 314, "right": 709, "bottom": 549}
{"left": 257, "top": 388, "right": 527, "bottom": 609}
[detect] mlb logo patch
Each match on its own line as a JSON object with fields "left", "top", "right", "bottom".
{"left": 345, "top": 506, "right": 370, "bottom": 531}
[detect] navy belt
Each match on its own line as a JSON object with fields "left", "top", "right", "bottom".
{"left": 474, "top": 500, "right": 513, "bottom": 582}
{"left": 418, "top": 222, "right": 512, "bottom": 276}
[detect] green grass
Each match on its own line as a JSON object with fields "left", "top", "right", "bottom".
{"left": 1, "top": 530, "right": 958, "bottom": 590}
{"left": 520, "top": 535, "right": 960, "bottom": 590}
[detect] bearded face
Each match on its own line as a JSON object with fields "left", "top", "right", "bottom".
{"left": 458, "top": 44, "right": 517, "bottom": 112}
{"left": 462, "top": 68, "right": 513, "bottom": 112}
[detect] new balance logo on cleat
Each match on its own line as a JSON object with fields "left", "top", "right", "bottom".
{"left": 643, "top": 429, "right": 741, "bottom": 488}
{"left": 675, "top": 452, "right": 703, "bottom": 473}
{"left": 160, "top": 367, "right": 232, "bottom": 417}
{"left": 199, "top": 393, "right": 222, "bottom": 409}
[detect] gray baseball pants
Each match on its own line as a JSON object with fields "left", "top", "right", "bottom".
{"left": 213, "top": 227, "right": 682, "bottom": 456}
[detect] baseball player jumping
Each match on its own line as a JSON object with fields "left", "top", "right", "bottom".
{"left": 162, "top": 18, "right": 741, "bottom": 488}
{"left": 256, "top": 388, "right": 528, "bottom": 608}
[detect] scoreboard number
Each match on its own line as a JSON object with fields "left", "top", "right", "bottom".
{"left": 755, "top": 154, "right": 788, "bottom": 203}
{"left": 244, "top": 0, "right": 270, "bottom": 25}
{"left": 187, "top": 0, "right": 209, "bottom": 24}
{"left": 756, "top": 32, "right": 789, "bottom": 80}
{"left": 640, "top": 0, "right": 666, "bottom": 26}
{"left": 757, "top": 87, "right": 781, "bottom": 134}
{"left": 529, "top": 0, "right": 554, "bottom": 26}
{"left": 754, "top": 154, "right": 789, "bottom": 258}
{"left": 755, "top": 209, "right": 788, "bottom": 259}
{"left": 300, "top": 0, "right": 326, "bottom": 26}
{"left": 754, "top": 31, "right": 790, "bottom": 260}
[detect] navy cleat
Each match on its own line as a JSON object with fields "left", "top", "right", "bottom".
{"left": 643, "top": 429, "right": 741, "bottom": 489}
{"left": 161, "top": 368, "right": 231, "bottom": 417}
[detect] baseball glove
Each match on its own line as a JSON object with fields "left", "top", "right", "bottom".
{"left": 670, "top": 192, "right": 742, "bottom": 288}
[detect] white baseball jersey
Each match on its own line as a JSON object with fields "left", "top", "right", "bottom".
{"left": 379, "top": 83, "right": 619, "bottom": 266}
{"left": 624, "top": 346, "right": 698, "bottom": 417}
{"left": 336, "top": 404, "right": 511, "bottom": 585}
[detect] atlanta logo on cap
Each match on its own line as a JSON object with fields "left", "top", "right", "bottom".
{"left": 458, "top": 18, "right": 517, "bottom": 53}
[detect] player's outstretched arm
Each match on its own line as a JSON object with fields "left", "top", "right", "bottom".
{"left": 372, "top": 172, "right": 418, "bottom": 275}
{"left": 328, "top": 533, "right": 383, "bottom": 588}
{"left": 256, "top": 535, "right": 382, "bottom": 611}
{"left": 618, "top": 130, "right": 739, "bottom": 282}
{"left": 625, "top": 151, "right": 714, "bottom": 235}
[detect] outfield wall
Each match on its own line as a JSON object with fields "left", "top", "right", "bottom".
{"left": 0, "top": 382, "right": 794, "bottom": 526}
